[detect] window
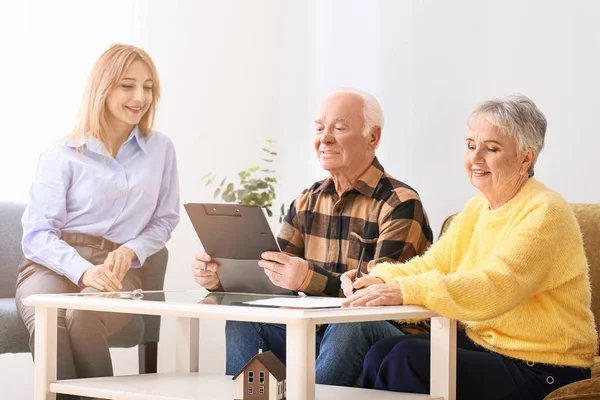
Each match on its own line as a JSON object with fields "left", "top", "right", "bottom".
{"left": 248, "top": 371, "right": 254, "bottom": 383}
{"left": 284, "top": 381, "right": 286, "bottom": 394}
{"left": 259, "top": 386, "right": 264, "bottom": 394}
{"left": 259, "top": 371, "right": 265, "bottom": 383}
{"left": 278, "top": 384, "right": 281, "bottom": 395}
{"left": 248, "top": 386, "right": 253, "bottom": 394}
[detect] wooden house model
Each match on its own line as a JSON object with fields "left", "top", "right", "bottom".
{"left": 232, "top": 350, "right": 286, "bottom": 400}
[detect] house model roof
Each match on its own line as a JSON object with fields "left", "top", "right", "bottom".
{"left": 231, "top": 351, "right": 286, "bottom": 382}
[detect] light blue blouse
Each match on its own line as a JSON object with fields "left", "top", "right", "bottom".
{"left": 22, "top": 126, "right": 180, "bottom": 285}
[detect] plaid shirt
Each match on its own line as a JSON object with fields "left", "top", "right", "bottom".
{"left": 278, "top": 157, "right": 433, "bottom": 297}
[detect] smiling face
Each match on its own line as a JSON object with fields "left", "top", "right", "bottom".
{"left": 105, "top": 59, "right": 154, "bottom": 136}
{"left": 464, "top": 117, "right": 534, "bottom": 207}
{"left": 313, "top": 92, "right": 379, "bottom": 179}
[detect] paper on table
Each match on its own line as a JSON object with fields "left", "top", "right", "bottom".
{"left": 243, "top": 297, "right": 345, "bottom": 309}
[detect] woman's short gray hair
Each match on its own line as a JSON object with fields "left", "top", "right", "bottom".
{"left": 332, "top": 88, "right": 384, "bottom": 139}
{"left": 468, "top": 94, "right": 547, "bottom": 176}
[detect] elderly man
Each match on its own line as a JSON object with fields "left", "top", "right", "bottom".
{"left": 192, "top": 88, "right": 433, "bottom": 387}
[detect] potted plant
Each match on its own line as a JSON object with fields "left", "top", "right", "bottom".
{"left": 201, "top": 139, "right": 285, "bottom": 222}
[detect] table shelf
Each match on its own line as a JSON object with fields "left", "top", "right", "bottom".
{"left": 50, "top": 373, "right": 443, "bottom": 400}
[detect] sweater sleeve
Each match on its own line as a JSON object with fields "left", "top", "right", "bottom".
{"left": 393, "top": 203, "right": 560, "bottom": 321}
{"left": 370, "top": 210, "right": 460, "bottom": 283}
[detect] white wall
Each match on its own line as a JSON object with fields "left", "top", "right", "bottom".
{"left": 0, "top": 0, "right": 139, "bottom": 202}
{"left": 374, "top": 0, "right": 600, "bottom": 234}
{"left": 2, "top": 1, "right": 600, "bottom": 398}
{"left": 279, "top": 0, "right": 600, "bottom": 237}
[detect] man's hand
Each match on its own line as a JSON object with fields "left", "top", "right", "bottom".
{"left": 81, "top": 264, "right": 122, "bottom": 292}
{"left": 258, "top": 252, "right": 309, "bottom": 290}
{"left": 192, "top": 252, "right": 221, "bottom": 290}
{"left": 104, "top": 247, "right": 137, "bottom": 282}
{"left": 341, "top": 283, "right": 404, "bottom": 307}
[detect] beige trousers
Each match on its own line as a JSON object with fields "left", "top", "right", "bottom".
{"left": 15, "top": 242, "right": 143, "bottom": 400}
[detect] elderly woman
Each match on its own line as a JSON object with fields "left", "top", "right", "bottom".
{"left": 341, "top": 94, "right": 596, "bottom": 399}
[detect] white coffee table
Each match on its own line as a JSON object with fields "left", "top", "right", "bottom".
{"left": 23, "top": 290, "right": 457, "bottom": 400}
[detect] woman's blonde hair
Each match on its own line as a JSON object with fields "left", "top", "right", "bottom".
{"left": 70, "top": 44, "right": 160, "bottom": 150}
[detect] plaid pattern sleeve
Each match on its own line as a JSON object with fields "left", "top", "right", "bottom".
{"left": 277, "top": 157, "right": 433, "bottom": 297}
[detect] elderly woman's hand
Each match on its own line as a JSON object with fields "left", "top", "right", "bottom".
{"left": 341, "top": 282, "right": 404, "bottom": 307}
{"left": 341, "top": 271, "right": 383, "bottom": 297}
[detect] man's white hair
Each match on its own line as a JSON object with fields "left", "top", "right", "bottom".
{"left": 330, "top": 88, "right": 384, "bottom": 138}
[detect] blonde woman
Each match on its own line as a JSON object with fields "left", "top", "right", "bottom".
{"left": 15, "top": 44, "right": 180, "bottom": 399}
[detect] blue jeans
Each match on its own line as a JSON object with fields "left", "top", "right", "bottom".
{"left": 225, "top": 320, "right": 403, "bottom": 387}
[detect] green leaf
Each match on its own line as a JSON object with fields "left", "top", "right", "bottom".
{"left": 219, "top": 177, "right": 227, "bottom": 186}
{"left": 262, "top": 158, "right": 273, "bottom": 163}
{"left": 222, "top": 190, "right": 236, "bottom": 202}
{"left": 258, "top": 191, "right": 267, "bottom": 200}
{"left": 213, "top": 188, "right": 221, "bottom": 199}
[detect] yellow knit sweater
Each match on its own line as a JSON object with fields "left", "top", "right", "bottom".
{"left": 371, "top": 179, "right": 597, "bottom": 367}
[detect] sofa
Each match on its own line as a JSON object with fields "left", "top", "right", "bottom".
{"left": 0, "top": 201, "right": 168, "bottom": 373}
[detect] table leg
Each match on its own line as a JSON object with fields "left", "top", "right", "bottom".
{"left": 175, "top": 317, "right": 199, "bottom": 373}
{"left": 430, "top": 316, "right": 457, "bottom": 400}
{"left": 34, "top": 306, "right": 57, "bottom": 400}
{"left": 286, "top": 321, "right": 316, "bottom": 400}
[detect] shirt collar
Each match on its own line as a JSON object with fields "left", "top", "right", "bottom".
{"left": 64, "top": 135, "right": 105, "bottom": 155}
{"left": 127, "top": 125, "right": 149, "bottom": 155}
{"left": 64, "top": 125, "right": 148, "bottom": 155}
{"left": 314, "top": 157, "right": 385, "bottom": 198}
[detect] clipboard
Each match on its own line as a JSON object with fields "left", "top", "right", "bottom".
{"left": 184, "top": 203, "right": 295, "bottom": 295}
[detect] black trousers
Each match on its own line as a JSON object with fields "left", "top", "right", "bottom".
{"left": 362, "top": 330, "right": 591, "bottom": 400}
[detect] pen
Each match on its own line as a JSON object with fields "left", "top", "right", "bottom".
{"left": 353, "top": 246, "right": 366, "bottom": 293}
{"left": 203, "top": 261, "right": 208, "bottom": 272}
